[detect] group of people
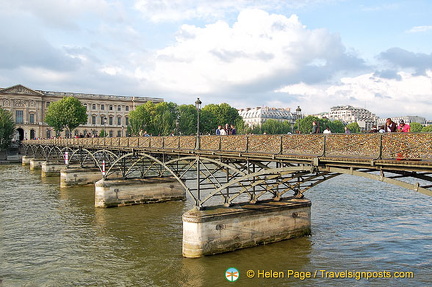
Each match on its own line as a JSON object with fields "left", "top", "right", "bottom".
{"left": 311, "top": 118, "right": 411, "bottom": 134}
{"left": 369, "top": 118, "right": 411, "bottom": 133}
{"left": 215, "top": 124, "right": 236, "bottom": 135}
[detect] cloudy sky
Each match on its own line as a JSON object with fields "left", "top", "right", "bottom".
{"left": 1, "top": 0, "right": 432, "bottom": 119}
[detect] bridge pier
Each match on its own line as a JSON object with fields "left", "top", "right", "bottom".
{"left": 29, "top": 158, "right": 45, "bottom": 170}
{"left": 182, "top": 198, "right": 311, "bottom": 258}
{"left": 22, "top": 156, "right": 33, "bottom": 166}
{"left": 94, "top": 178, "right": 186, "bottom": 208}
{"left": 41, "top": 162, "right": 65, "bottom": 177}
{"left": 60, "top": 167, "right": 103, "bottom": 188}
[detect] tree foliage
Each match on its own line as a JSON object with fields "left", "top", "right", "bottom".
{"left": 345, "top": 122, "right": 361, "bottom": 133}
{"left": 45, "top": 97, "right": 87, "bottom": 137}
{"left": 0, "top": 107, "right": 15, "bottom": 150}
{"left": 260, "top": 120, "right": 292, "bottom": 134}
{"left": 128, "top": 101, "right": 244, "bottom": 136}
{"left": 410, "top": 122, "right": 423, "bottom": 133}
{"left": 178, "top": 104, "right": 197, "bottom": 135}
{"left": 128, "top": 101, "right": 155, "bottom": 136}
{"left": 421, "top": 125, "right": 432, "bottom": 132}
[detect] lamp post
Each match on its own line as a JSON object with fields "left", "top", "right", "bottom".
{"left": 295, "top": 106, "right": 302, "bottom": 133}
{"left": 103, "top": 117, "right": 107, "bottom": 137}
{"left": 195, "top": 98, "right": 202, "bottom": 150}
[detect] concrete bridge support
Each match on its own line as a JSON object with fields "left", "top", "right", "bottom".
{"left": 60, "top": 167, "right": 103, "bottom": 188}
{"left": 95, "top": 178, "right": 186, "bottom": 208}
{"left": 29, "top": 158, "right": 45, "bottom": 170}
{"left": 182, "top": 198, "right": 312, "bottom": 258}
{"left": 22, "top": 156, "right": 33, "bottom": 166}
{"left": 41, "top": 162, "right": 65, "bottom": 177}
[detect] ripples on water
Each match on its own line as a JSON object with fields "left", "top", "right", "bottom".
{"left": 0, "top": 164, "right": 431, "bottom": 286}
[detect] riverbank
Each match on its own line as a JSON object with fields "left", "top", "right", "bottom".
{"left": 0, "top": 149, "right": 22, "bottom": 164}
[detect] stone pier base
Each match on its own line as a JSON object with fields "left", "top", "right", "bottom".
{"left": 60, "top": 167, "right": 102, "bottom": 187}
{"left": 41, "top": 162, "right": 65, "bottom": 177}
{"left": 29, "top": 159, "right": 45, "bottom": 170}
{"left": 22, "top": 156, "right": 33, "bottom": 166}
{"left": 95, "top": 178, "right": 186, "bottom": 208}
{"left": 182, "top": 198, "right": 311, "bottom": 258}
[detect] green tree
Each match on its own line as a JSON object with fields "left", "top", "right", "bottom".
{"left": 261, "top": 119, "right": 292, "bottom": 134}
{"left": 129, "top": 101, "right": 180, "bottom": 136}
{"left": 201, "top": 103, "right": 243, "bottom": 134}
{"left": 178, "top": 104, "right": 197, "bottom": 135}
{"left": 128, "top": 101, "right": 154, "bottom": 136}
{"left": 0, "top": 107, "right": 15, "bottom": 150}
{"left": 153, "top": 102, "right": 178, "bottom": 135}
{"left": 44, "top": 97, "right": 87, "bottom": 137}
{"left": 325, "top": 120, "right": 344, "bottom": 133}
{"left": 421, "top": 125, "right": 432, "bottom": 132}
{"left": 410, "top": 122, "right": 423, "bottom": 133}
{"left": 346, "top": 122, "right": 361, "bottom": 133}
{"left": 295, "top": 116, "right": 321, "bottom": 134}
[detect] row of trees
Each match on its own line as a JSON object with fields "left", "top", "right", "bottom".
{"left": 128, "top": 101, "right": 244, "bottom": 136}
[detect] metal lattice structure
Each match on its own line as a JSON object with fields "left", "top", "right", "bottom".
{"left": 23, "top": 133, "right": 432, "bottom": 208}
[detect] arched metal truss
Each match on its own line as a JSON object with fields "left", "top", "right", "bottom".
{"left": 23, "top": 144, "right": 432, "bottom": 208}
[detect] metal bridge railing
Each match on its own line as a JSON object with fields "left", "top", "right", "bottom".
{"left": 24, "top": 133, "right": 432, "bottom": 161}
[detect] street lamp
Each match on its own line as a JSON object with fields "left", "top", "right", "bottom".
{"left": 103, "top": 117, "right": 107, "bottom": 137}
{"left": 195, "top": 98, "right": 202, "bottom": 150}
{"left": 295, "top": 106, "right": 302, "bottom": 133}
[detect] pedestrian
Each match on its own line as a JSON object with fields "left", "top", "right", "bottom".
{"left": 225, "top": 123, "right": 232, "bottom": 135}
{"left": 323, "top": 127, "right": 331, "bottom": 134}
{"left": 397, "top": 120, "right": 410, "bottom": 132}
{"left": 230, "top": 125, "right": 236, "bottom": 135}
{"left": 311, "top": 121, "right": 320, "bottom": 133}
{"left": 344, "top": 127, "right": 351, "bottom": 134}
{"left": 369, "top": 126, "right": 378, "bottom": 133}
{"left": 384, "top": 118, "right": 397, "bottom": 132}
{"left": 215, "top": 125, "right": 222, "bottom": 135}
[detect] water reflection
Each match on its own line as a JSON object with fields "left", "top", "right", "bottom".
{"left": 1, "top": 164, "right": 431, "bottom": 286}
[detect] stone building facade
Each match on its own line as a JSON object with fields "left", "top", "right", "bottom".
{"left": 327, "top": 105, "right": 378, "bottom": 132}
{"left": 238, "top": 106, "right": 302, "bottom": 128}
{"left": 0, "top": 84, "right": 163, "bottom": 140}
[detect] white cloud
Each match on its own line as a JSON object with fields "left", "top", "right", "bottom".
{"left": 133, "top": 0, "right": 331, "bottom": 22}
{"left": 142, "top": 9, "right": 359, "bottom": 96}
{"left": 406, "top": 26, "right": 432, "bottom": 33}
{"left": 277, "top": 70, "right": 432, "bottom": 117}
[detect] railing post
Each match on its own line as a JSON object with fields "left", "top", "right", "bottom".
{"left": 246, "top": 135, "right": 249, "bottom": 153}
{"left": 322, "top": 134, "right": 327, "bottom": 157}
{"left": 378, "top": 134, "right": 383, "bottom": 160}
{"left": 279, "top": 135, "right": 283, "bottom": 154}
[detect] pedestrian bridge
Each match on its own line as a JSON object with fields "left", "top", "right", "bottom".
{"left": 23, "top": 133, "right": 432, "bottom": 209}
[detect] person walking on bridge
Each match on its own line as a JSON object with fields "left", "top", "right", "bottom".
{"left": 384, "top": 118, "right": 397, "bottom": 132}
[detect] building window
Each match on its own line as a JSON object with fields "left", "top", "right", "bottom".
{"left": 118, "top": 106, "right": 121, "bottom": 111}
{"left": 92, "top": 104, "right": 96, "bottom": 110}
{"left": 101, "top": 104, "right": 105, "bottom": 110}
{"left": 117, "top": 117, "right": 122, "bottom": 126}
{"left": 16, "top": 110, "right": 23, "bottom": 124}
{"left": 92, "top": 115, "right": 96, "bottom": 125}
{"left": 125, "top": 116, "right": 129, "bottom": 125}
{"left": 29, "top": 113, "right": 35, "bottom": 124}
{"left": 101, "top": 116, "right": 106, "bottom": 125}
{"left": 109, "top": 105, "right": 113, "bottom": 111}
{"left": 117, "top": 130, "right": 122, "bottom": 137}
{"left": 126, "top": 106, "right": 129, "bottom": 111}
{"left": 109, "top": 116, "right": 113, "bottom": 125}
